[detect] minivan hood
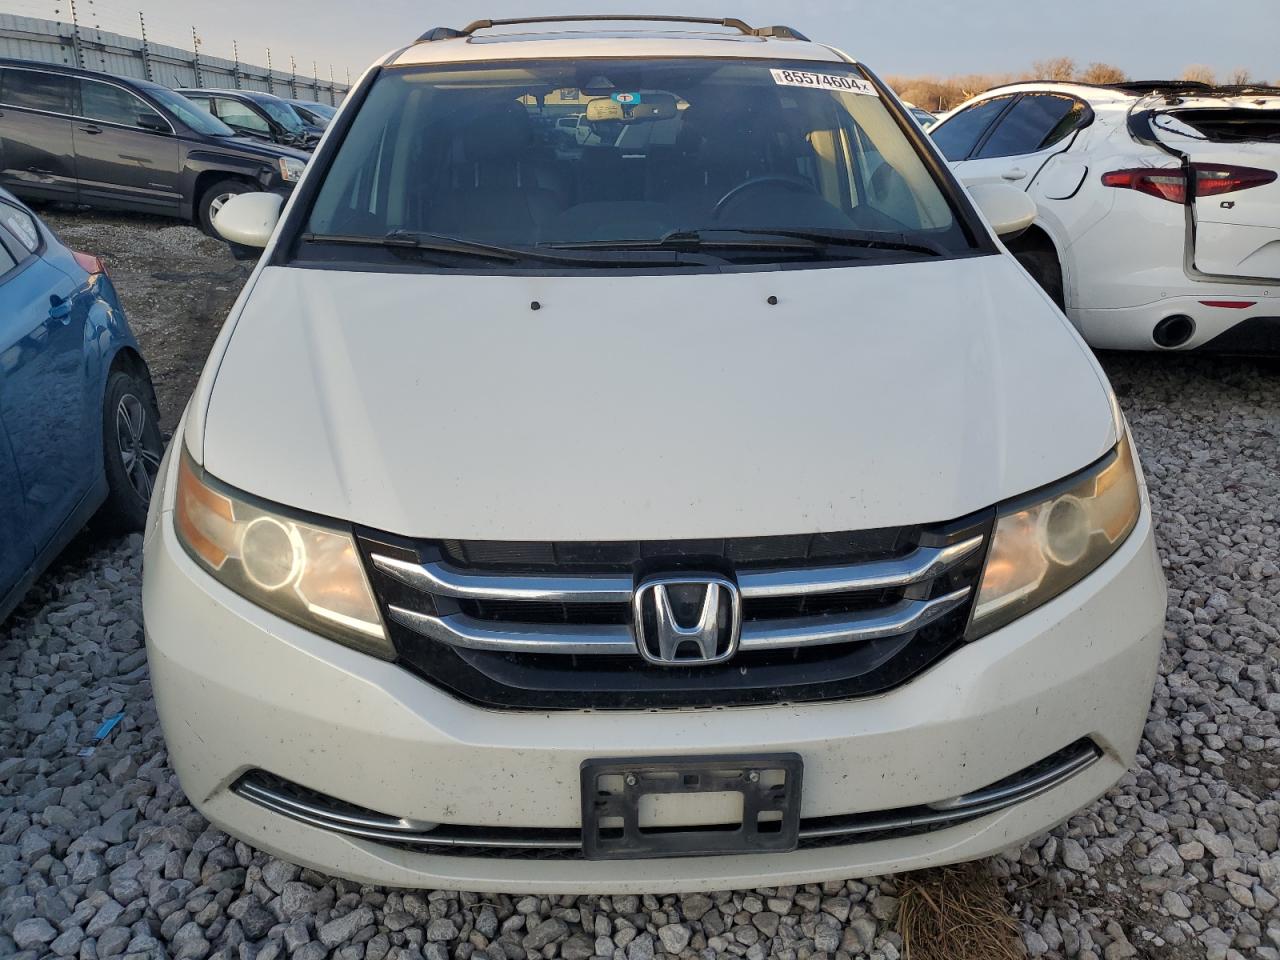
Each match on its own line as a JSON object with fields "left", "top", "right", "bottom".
{"left": 200, "top": 255, "right": 1116, "bottom": 540}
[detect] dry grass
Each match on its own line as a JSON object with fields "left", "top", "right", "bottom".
{"left": 898, "top": 864, "right": 1025, "bottom": 960}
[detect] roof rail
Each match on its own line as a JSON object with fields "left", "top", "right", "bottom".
{"left": 417, "top": 27, "right": 467, "bottom": 42}
{"left": 416, "top": 16, "right": 810, "bottom": 43}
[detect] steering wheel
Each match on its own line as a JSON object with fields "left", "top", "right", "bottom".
{"left": 711, "top": 175, "right": 819, "bottom": 220}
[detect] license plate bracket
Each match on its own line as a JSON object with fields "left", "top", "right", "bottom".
{"left": 580, "top": 754, "right": 803, "bottom": 860}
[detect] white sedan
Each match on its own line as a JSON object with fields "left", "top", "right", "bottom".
{"left": 932, "top": 80, "right": 1280, "bottom": 352}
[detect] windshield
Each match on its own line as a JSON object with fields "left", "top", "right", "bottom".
{"left": 146, "top": 84, "right": 235, "bottom": 136}
{"left": 256, "top": 96, "right": 307, "bottom": 134}
{"left": 296, "top": 100, "right": 337, "bottom": 119}
{"left": 303, "top": 58, "right": 973, "bottom": 268}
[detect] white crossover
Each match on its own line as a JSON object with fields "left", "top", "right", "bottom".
{"left": 933, "top": 80, "right": 1280, "bottom": 352}
{"left": 143, "top": 15, "right": 1166, "bottom": 893}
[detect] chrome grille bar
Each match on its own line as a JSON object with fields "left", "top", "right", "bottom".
{"left": 234, "top": 778, "right": 581, "bottom": 849}
{"left": 926, "top": 740, "right": 1101, "bottom": 812}
{"left": 798, "top": 741, "right": 1101, "bottom": 839}
{"left": 388, "top": 606, "right": 636, "bottom": 654}
{"left": 388, "top": 588, "right": 970, "bottom": 656}
{"left": 372, "top": 554, "right": 633, "bottom": 603}
{"left": 370, "top": 534, "right": 982, "bottom": 606}
{"left": 737, "top": 536, "right": 983, "bottom": 599}
{"left": 738, "top": 588, "right": 970, "bottom": 652}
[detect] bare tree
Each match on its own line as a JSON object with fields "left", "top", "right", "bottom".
{"left": 1079, "top": 62, "right": 1127, "bottom": 85}
{"left": 1031, "top": 57, "right": 1077, "bottom": 81}
{"left": 1181, "top": 64, "right": 1217, "bottom": 85}
{"left": 1227, "top": 67, "right": 1253, "bottom": 85}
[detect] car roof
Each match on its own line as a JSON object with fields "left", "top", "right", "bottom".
{"left": 0, "top": 57, "right": 143, "bottom": 85}
{"left": 955, "top": 79, "right": 1280, "bottom": 113}
{"left": 390, "top": 18, "right": 847, "bottom": 68}
{"left": 961, "top": 81, "right": 1138, "bottom": 106}
{"left": 178, "top": 88, "right": 281, "bottom": 102}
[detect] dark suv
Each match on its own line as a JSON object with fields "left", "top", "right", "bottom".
{"left": 0, "top": 59, "right": 310, "bottom": 234}
{"left": 177, "top": 88, "right": 320, "bottom": 150}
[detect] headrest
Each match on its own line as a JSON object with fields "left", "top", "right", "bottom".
{"left": 462, "top": 101, "right": 533, "bottom": 162}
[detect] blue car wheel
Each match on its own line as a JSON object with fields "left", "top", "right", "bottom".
{"left": 97, "top": 370, "right": 165, "bottom": 532}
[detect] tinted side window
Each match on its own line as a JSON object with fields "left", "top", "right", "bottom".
{"left": 0, "top": 237, "right": 17, "bottom": 276}
{"left": 930, "top": 96, "right": 1014, "bottom": 161}
{"left": 976, "top": 95, "right": 1085, "bottom": 159}
{"left": 214, "top": 98, "right": 270, "bottom": 133}
{"left": 80, "top": 79, "right": 166, "bottom": 129}
{"left": 0, "top": 203, "right": 40, "bottom": 253}
{"left": 0, "top": 68, "right": 76, "bottom": 114}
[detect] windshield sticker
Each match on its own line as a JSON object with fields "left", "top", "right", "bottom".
{"left": 770, "top": 69, "right": 877, "bottom": 96}
{"left": 612, "top": 92, "right": 642, "bottom": 105}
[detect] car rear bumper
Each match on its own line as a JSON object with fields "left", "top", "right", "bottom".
{"left": 1073, "top": 293, "right": 1279, "bottom": 351}
{"left": 143, "top": 451, "right": 1166, "bottom": 894}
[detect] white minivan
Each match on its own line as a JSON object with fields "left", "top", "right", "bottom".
{"left": 143, "top": 16, "right": 1167, "bottom": 893}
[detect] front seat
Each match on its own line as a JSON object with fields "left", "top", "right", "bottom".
{"left": 430, "top": 101, "right": 564, "bottom": 244}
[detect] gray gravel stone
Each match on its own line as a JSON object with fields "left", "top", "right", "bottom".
{"left": 425, "top": 917, "right": 458, "bottom": 942}
{"left": 321, "top": 906, "right": 376, "bottom": 947}
{"left": 522, "top": 918, "right": 568, "bottom": 950}
{"left": 97, "top": 925, "right": 133, "bottom": 957}
{"left": 12, "top": 917, "right": 57, "bottom": 950}
{"left": 678, "top": 894, "right": 712, "bottom": 921}
{"left": 657, "top": 923, "right": 690, "bottom": 954}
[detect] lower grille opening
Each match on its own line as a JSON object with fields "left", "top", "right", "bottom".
{"left": 231, "top": 738, "right": 1102, "bottom": 861}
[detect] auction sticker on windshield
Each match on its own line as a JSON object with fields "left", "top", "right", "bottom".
{"left": 770, "top": 69, "right": 877, "bottom": 96}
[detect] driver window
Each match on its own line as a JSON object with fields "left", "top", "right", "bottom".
{"left": 80, "top": 80, "right": 166, "bottom": 129}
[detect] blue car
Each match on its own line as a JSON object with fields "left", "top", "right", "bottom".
{"left": 0, "top": 188, "right": 162, "bottom": 621}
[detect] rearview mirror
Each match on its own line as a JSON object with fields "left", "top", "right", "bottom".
{"left": 213, "top": 191, "right": 284, "bottom": 250}
{"left": 136, "top": 114, "right": 169, "bottom": 133}
{"left": 586, "top": 98, "right": 624, "bottom": 122}
{"left": 586, "top": 93, "right": 678, "bottom": 124}
{"left": 968, "top": 183, "right": 1037, "bottom": 240}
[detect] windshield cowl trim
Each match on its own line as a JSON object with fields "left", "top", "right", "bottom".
{"left": 287, "top": 243, "right": 996, "bottom": 277}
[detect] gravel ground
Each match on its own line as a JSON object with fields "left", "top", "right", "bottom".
{"left": 2, "top": 214, "right": 1279, "bottom": 960}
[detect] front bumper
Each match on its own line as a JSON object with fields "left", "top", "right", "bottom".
{"left": 143, "top": 466, "right": 1167, "bottom": 894}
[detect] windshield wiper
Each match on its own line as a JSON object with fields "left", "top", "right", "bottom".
{"left": 666, "top": 228, "right": 947, "bottom": 257}
{"left": 309, "top": 230, "right": 524, "bottom": 262}
{"left": 546, "top": 228, "right": 945, "bottom": 258}
{"left": 304, "top": 231, "right": 715, "bottom": 267}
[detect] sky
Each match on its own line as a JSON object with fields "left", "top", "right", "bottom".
{"left": 21, "top": 0, "right": 1280, "bottom": 85}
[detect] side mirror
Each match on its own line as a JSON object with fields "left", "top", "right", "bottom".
{"left": 137, "top": 114, "right": 169, "bottom": 133}
{"left": 968, "top": 183, "right": 1037, "bottom": 240}
{"left": 213, "top": 191, "right": 284, "bottom": 249}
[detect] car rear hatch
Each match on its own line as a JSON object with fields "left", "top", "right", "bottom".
{"left": 1141, "top": 89, "right": 1280, "bottom": 281}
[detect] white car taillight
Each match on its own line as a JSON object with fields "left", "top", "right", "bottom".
{"left": 1102, "top": 164, "right": 1278, "bottom": 203}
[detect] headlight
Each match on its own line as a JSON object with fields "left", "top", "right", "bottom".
{"left": 967, "top": 434, "right": 1141, "bottom": 639}
{"left": 173, "top": 450, "right": 391, "bottom": 659}
{"left": 278, "top": 156, "right": 306, "bottom": 182}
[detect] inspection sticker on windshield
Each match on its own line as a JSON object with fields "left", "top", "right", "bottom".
{"left": 770, "top": 69, "right": 877, "bottom": 96}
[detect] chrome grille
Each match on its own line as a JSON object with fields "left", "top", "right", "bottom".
{"left": 357, "top": 512, "right": 992, "bottom": 710}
